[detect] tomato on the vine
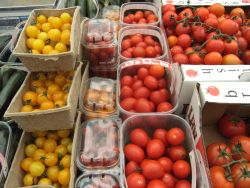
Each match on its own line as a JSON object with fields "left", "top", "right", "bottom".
{"left": 210, "top": 166, "right": 234, "bottom": 188}
{"left": 232, "top": 163, "right": 250, "bottom": 188}
{"left": 229, "top": 136, "right": 250, "bottom": 161}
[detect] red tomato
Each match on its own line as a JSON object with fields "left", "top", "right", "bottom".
{"left": 155, "top": 45, "right": 163, "bottom": 55}
{"left": 205, "top": 39, "right": 225, "bottom": 53}
{"left": 122, "top": 39, "right": 132, "bottom": 50}
{"left": 121, "top": 75, "right": 133, "bottom": 87}
{"left": 132, "top": 80, "right": 144, "bottom": 90}
{"left": 178, "top": 8, "right": 193, "bottom": 21}
{"left": 121, "top": 86, "right": 133, "bottom": 99}
{"left": 127, "top": 172, "right": 146, "bottom": 188}
{"left": 144, "top": 10, "right": 153, "bottom": 18}
{"left": 133, "top": 47, "right": 146, "bottom": 58}
{"left": 153, "top": 129, "right": 168, "bottom": 146}
{"left": 158, "top": 157, "right": 173, "bottom": 173}
{"left": 206, "top": 31, "right": 217, "bottom": 40}
{"left": 159, "top": 89, "right": 170, "bottom": 101}
{"left": 134, "top": 98, "right": 153, "bottom": 113}
{"left": 175, "top": 23, "right": 191, "bottom": 36}
{"left": 133, "top": 87, "right": 150, "bottom": 99}
{"left": 131, "top": 35, "right": 143, "bottom": 46}
{"left": 242, "top": 50, "right": 250, "bottom": 64}
{"left": 147, "top": 180, "right": 167, "bottom": 188}
{"left": 137, "top": 42, "right": 147, "bottom": 48}
{"left": 144, "top": 75, "right": 158, "bottom": 90}
{"left": 144, "top": 36, "right": 155, "bottom": 46}
{"left": 162, "top": 173, "right": 175, "bottom": 188}
{"left": 137, "top": 67, "right": 149, "bottom": 80}
{"left": 141, "top": 160, "right": 165, "bottom": 180}
{"left": 218, "top": 114, "right": 246, "bottom": 138}
{"left": 168, "top": 146, "right": 187, "bottom": 161}
{"left": 172, "top": 160, "right": 191, "bottom": 179}
{"left": 163, "top": 4, "right": 176, "bottom": 13}
{"left": 158, "top": 78, "right": 167, "bottom": 89}
{"left": 146, "top": 139, "right": 165, "bottom": 159}
{"left": 194, "top": 7, "right": 209, "bottom": 21}
{"left": 177, "top": 34, "right": 192, "bottom": 49}
{"left": 189, "top": 53, "right": 203, "bottom": 65}
{"left": 204, "top": 17, "right": 219, "bottom": 28}
{"left": 125, "top": 161, "right": 139, "bottom": 176}
{"left": 218, "top": 19, "right": 239, "bottom": 35}
{"left": 120, "top": 97, "right": 136, "bottom": 111}
{"left": 206, "top": 142, "right": 232, "bottom": 166}
{"left": 134, "top": 11, "right": 144, "bottom": 22}
{"left": 175, "top": 180, "right": 191, "bottom": 188}
{"left": 192, "top": 26, "right": 207, "bottom": 43}
{"left": 124, "top": 16, "right": 132, "bottom": 24}
{"left": 128, "top": 14, "right": 135, "bottom": 22}
{"left": 125, "top": 144, "right": 145, "bottom": 163}
{"left": 149, "top": 101, "right": 155, "bottom": 111}
{"left": 157, "top": 102, "right": 173, "bottom": 112}
{"left": 204, "top": 52, "right": 222, "bottom": 65}
{"left": 133, "top": 75, "right": 138, "bottom": 81}
{"left": 210, "top": 166, "right": 234, "bottom": 188}
{"left": 237, "top": 37, "right": 248, "bottom": 51}
{"left": 130, "top": 128, "right": 150, "bottom": 148}
{"left": 223, "top": 40, "right": 238, "bottom": 55}
{"left": 150, "top": 91, "right": 166, "bottom": 106}
{"left": 122, "top": 50, "right": 133, "bottom": 58}
{"left": 145, "top": 46, "right": 157, "bottom": 58}
{"left": 173, "top": 54, "right": 189, "bottom": 65}
{"left": 147, "top": 14, "right": 158, "bottom": 23}
{"left": 149, "top": 64, "right": 165, "bottom": 79}
{"left": 171, "top": 46, "right": 184, "bottom": 56}
{"left": 230, "top": 136, "right": 250, "bottom": 161}
{"left": 163, "top": 12, "right": 178, "bottom": 27}
{"left": 232, "top": 163, "right": 250, "bottom": 188}
{"left": 166, "top": 128, "right": 185, "bottom": 146}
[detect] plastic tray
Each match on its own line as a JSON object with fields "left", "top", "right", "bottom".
{"left": 120, "top": 2, "right": 160, "bottom": 27}
{"left": 90, "top": 66, "right": 117, "bottom": 80}
{"left": 117, "top": 59, "right": 179, "bottom": 120}
{"left": 120, "top": 114, "right": 199, "bottom": 188}
{"left": 76, "top": 117, "right": 121, "bottom": 170}
{"left": 118, "top": 25, "right": 168, "bottom": 63}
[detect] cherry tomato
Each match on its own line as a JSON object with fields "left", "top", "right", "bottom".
{"left": 153, "top": 129, "right": 168, "bottom": 146}
{"left": 144, "top": 75, "right": 158, "bottom": 90}
{"left": 168, "top": 146, "right": 187, "bottom": 161}
{"left": 163, "top": 12, "right": 178, "bottom": 27}
{"left": 150, "top": 91, "right": 166, "bottom": 106}
{"left": 172, "top": 160, "right": 191, "bottom": 179}
{"left": 175, "top": 180, "right": 191, "bottom": 188}
{"left": 144, "top": 10, "right": 153, "bottom": 18}
{"left": 131, "top": 35, "right": 143, "bottom": 46}
{"left": 121, "top": 75, "right": 133, "bottom": 87}
{"left": 132, "top": 80, "right": 144, "bottom": 90}
{"left": 134, "top": 98, "right": 153, "bottom": 113}
{"left": 122, "top": 50, "right": 133, "bottom": 58}
{"left": 120, "top": 97, "right": 136, "bottom": 111}
{"left": 162, "top": 173, "right": 175, "bottom": 188}
{"left": 171, "top": 46, "right": 184, "bottom": 56}
{"left": 175, "top": 23, "right": 191, "bottom": 36}
{"left": 189, "top": 53, "right": 203, "bottom": 65}
{"left": 121, "top": 86, "right": 133, "bottom": 99}
{"left": 158, "top": 157, "right": 173, "bottom": 173}
{"left": 205, "top": 39, "right": 225, "bottom": 53}
{"left": 145, "top": 46, "right": 157, "bottom": 58}
{"left": 141, "top": 160, "right": 165, "bottom": 180}
{"left": 133, "top": 87, "right": 151, "bottom": 99}
{"left": 204, "top": 17, "right": 219, "bottom": 28}
{"left": 149, "top": 64, "right": 165, "bottom": 79}
{"left": 192, "top": 26, "right": 207, "bottom": 43}
{"left": 237, "top": 37, "right": 248, "bottom": 51}
{"left": 147, "top": 139, "right": 165, "bottom": 159}
{"left": 127, "top": 172, "right": 146, "bottom": 188}
{"left": 126, "top": 161, "right": 139, "bottom": 176}
{"left": 163, "top": 4, "right": 176, "bottom": 13}
{"left": 137, "top": 42, "right": 147, "bottom": 48}
{"left": 159, "top": 89, "right": 170, "bottom": 102}
{"left": 178, "top": 8, "right": 193, "bottom": 21}
{"left": 204, "top": 52, "right": 222, "bottom": 65}
{"left": 166, "top": 128, "right": 185, "bottom": 146}
{"left": 173, "top": 54, "right": 189, "bottom": 65}
{"left": 194, "top": 7, "right": 209, "bottom": 21}
{"left": 157, "top": 102, "right": 173, "bottom": 112}
{"left": 124, "top": 16, "right": 132, "bottom": 24}
{"left": 147, "top": 180, "right": 167, "bottom": 188}
{"left": 130, "top": 128, "right": 150, "bottom": 148}
{"left": 133, "top": 47, "right": 146, "bottom": 58}
{"left": 218, "top": 19, "right": 239, "bottom": 35}
{"left": 122, "top": 39, "right": 132, "bottom": 50}
{"left": 125, "top": 144, "right": 145, "bottom": 163}
{"left": 137, "top": 67, "right": 149, "bottom": 80}
{"left": 144, "top": 36, "right": 155, "bottom": 46}
{"left": 158, "top": 78, "right": 167, "bottom": 89}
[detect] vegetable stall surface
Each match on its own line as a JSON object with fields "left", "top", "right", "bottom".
{"left": 162, "top": 3, "right": 250, "bottom": 65}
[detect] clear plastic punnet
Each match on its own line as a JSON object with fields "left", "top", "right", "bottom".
{"left": 120, "top": 2, "right": 161, "bottom": 27}
{"left": 80, "top": 77, "right": 117, "bottom": 119}
{"left": 118, "top": 25, "right": 168, "bottom": 63}
{"left": 90, "top": 66, "right": 117, "bottom": 80}
{"left": 81, "top": 19, "right": 118, "bottom": 68}
{"left": 76, "top": 117, "right": 121, "bottom": 170}
{"left": 120, "top": 114, "right": 201, "bottom": 188}
{"left": 75, "top": 172, "right": 121, "bottom": 188}
{"left": 117, "top": 59, "right": 179, "bottom": 120}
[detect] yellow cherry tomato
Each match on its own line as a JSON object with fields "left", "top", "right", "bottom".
{"left": 67, "top": 142, "right": 72, "bottom": 154}
{"left": 41, "top": 22, "right": 52, "bottom": 32}
{"left": 52, "top": 91, "right": 65, "bottom": 102}
{"left": 40, "top": 100, "right": 55, "bottom": 110}
{"left": 30, "top": 80, "right": 44, "bottom": 91}
{"left": 47, "top": 84, "right": 61, "bottom": 95}
{"left": 35, "top": 137, "right": 46, "bottom": 148}
{"left": 55, "top": 42, "right": 67, "bottom": 53}
{"left": 48, "top": 29, "right": 61, "bottom": 42}
{"left": 20, "top": 105, "right": 33, "bottom": 112}
{"left": 45, "top": 152, "right": 58, "bottom": 167}
{"left": 26, "top": 38, "right": 35, "bottom": 49}
{"left": 54, "top": 100, "right": 66, "bottom": 108}
{"left": 25, "top": 144, "right": 37, "bottom": 157}
{"left": 21, "top": 157, "right": 34, "bottom": 172}
{"left": 42, "top": 45, "right": 54, "bottom": 54}
{"left": 37, "top": 32, "right": 49, "bottom": 42}
{"left": 57, "top": 129, "right": 71, "bottom": 138}
{"left": 29, "top": 161, "right": 45, "bottom": 177}
{"left": 22, "top": 91, "right": 38, "bottom": 106}
{"left": 60, "top": 12, "right": 72, "bottom": 24}
{"left": 43, "top": 138, "right": 57, "bottom": 153}
{"left": 60, "top": 154, "right": 71, "bottom": 168}
{"left": 36, "top": 87, "right": 47, "bottom": 94}
{"left": 37, "top": 93, "right": 50, "bottom": 105}
{"left": 32, "top": 39, "right": 45, "bottom": 52}
{"left": 61, "top": 23, "right": 71, "bottom": 31}
{"left": 26, "top": 25, "right": 40, "bottom": 38}
{"left": 50, "top": 17, "right": 63, "bottom": 29}
{"left": 47, "top": 132, "right": 59, "bottom": 141}
{"left": 36, "top": 72, "right": 47, "bottom": 81}
{"left": 46, "top": 166, "right": 60, "bottom": 182}
{"left": 36, "top": 23, "right": 42, "bottom": 30}
{"left": 33, "top": 149, "right": 46, "bottom": 161}
{"left": 60, "top": 30, "right": 70, "bottom": 45}
{"left": 38, "top": 178, "right": 52, "bottom": 185}
{"left": 58, "top": 168, "right": 70, "bottom": 186}
{"left": 37, "top": 15, "right": 47, "bottom": 24}
{"left": 60, "top": 137, "right": 72, "bottom": 146}
{"left": 23, "top": 173, "right": 38, "bottom": 186}
{"left": 32, "top": 49, "right": 40, "bottom": 54}
{"left": 55, "top": 145, "right": 68, "bottom": 157}
{"left": 54, "top": 74, "right": 66, "bottom": 87}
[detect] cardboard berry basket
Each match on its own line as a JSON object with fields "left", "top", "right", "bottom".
{"left": 117, "top": 59, "right": 179, "bottom": 120}
{"left": 4, "top": 111, "right": 81, "bottom": 188}
{"left": 13, "top": 7, "right": 81, "bottom": 72}
{"left": 186, "top": 81, "right": 250, "bottom": 188}
{"left": 120, "top": 114, "right": 203, "bottom": 188}
{"left": 120, "top": 2, "right": 161, "bottom": 27}
{"left": 4, "top": 62, "right": 84, "bottom": 132}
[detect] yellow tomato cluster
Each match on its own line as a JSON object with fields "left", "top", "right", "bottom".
{"left": 21, "top": 130, "right": 72, "bottom": 187}
{"left": 20, "top": 71, "right": 74, "bottom": 112}
{"left": 25, "top": 12, "right": 72, "bottom": 54}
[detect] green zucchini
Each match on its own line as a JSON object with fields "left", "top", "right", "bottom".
{"left": 7, "top": 53, "right": 18, "bottom": 63}
{"left": 0, "top": 70, "right": 26, "bottom": 118}
{"left": 0, "top": 35, "right": 12, "bottom": 53}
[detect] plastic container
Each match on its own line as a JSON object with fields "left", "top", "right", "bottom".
{"left": 0, "top": 121, "right": 12, "bottom": 187}
{"left": 80, "top": 77, "right": 117, "bottom": 119}
{"left": 120, "top": 2, "right": 160, "bottom": 27}
{"left": 81, "top": 19, "right": 118, "bottom": 68}
{"left": 90, "top": 66, "right": 117, "bottom": 80}
{"left": 117, "top": 59, "right": 179, "bottom": 120}
{"left": 120, "top": 114, "right": 200, "bottom": 188}
{"left": 75, "top": 172, "right": 121, "bottom": 188}
{"left": 118, "top": 25, "right": 168, "bottom": 63}
{"left": 76, "top": 117, "right": 121, "bottom": 171}
{"left": 102, "top": 5, "right": 120, "bottom": 22}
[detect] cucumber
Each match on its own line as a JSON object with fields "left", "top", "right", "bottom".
{"left": 0, "top": 35, "right": 12, "bottom": 52}
{"left": 0, "top": 70, "right": 26, "bottom": 118}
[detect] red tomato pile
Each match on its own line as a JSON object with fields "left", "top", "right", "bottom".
{"left": 124, "top": 127, "right": 191, "bottom": 188}
{"left": 121, "top": 34, "right": 163, "bottom": 59}
{"left": 162, "top": 3, "right": 250, "bottom": 65}
{"left": 206, "top": 114, "right": 250, "bottom": 188}
{"left": 123, "top": 10, "right": 158, "bottom": 24}
{"left": 119, "top": 64, "right": 173, "bottom": 113}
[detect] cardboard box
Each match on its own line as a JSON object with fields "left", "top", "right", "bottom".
{"left": 186, "top": 81, "right": 250, "bottom": 187}
{"left": 13, "top": 7, "right": 80, "bottom": 72}
{"left": 172, "top": 63, "right": 250, "bottom": 116}
{"left": 4, "top": 111, "right": 81, "bottom": 188}
{"left": 4, "top": 62, "right": 84, "bottom": 132}
{"left": 189, "top": 0, "right": 250, "bottom": 6}
{"left": 161, "top": 0, "right": 189, "bottom": 5}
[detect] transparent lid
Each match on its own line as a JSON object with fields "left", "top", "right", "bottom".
{"left": 82, "top": 19, "right": 117, "bottom": 47}
{"left": 75, "top": 173, "right": 120, "bottom": 188}
{"left": 83, "top": 77, "right": 116, "bottom": 113}
{"left": 102, "top": 5, "right": 120, "bottom": 21}
{"left": 77, "top": 118, "right": 120, "bottom": 169}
